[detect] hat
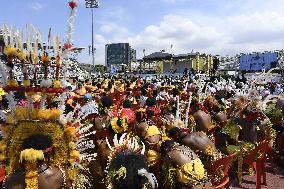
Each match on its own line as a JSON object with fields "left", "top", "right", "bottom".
{"left": 84, "top": 93, "right": 92, "bottom": 100}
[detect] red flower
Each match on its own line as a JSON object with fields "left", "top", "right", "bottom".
{"left": 198, "top": 103, "right": 209, "bottom": 114}
{"left": 64, "top": 43, "right": 73, "bottom": 50}
{"left": 68, "top": 1, "right": 78, "bottom": 9}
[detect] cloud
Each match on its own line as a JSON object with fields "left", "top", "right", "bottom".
{"left": 99, "top": 23, "right": 131, "bottom": 37}
{"left": 90, "top": 0, "right": 284, "bottom": 65}
{"left": 28, "top": 2, "right": 43, "bottom": 11}
{"left": 100, "top": 25, "right": 113, "bottom": 33}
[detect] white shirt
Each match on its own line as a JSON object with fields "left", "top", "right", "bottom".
{"left": 140, "top": 96, "right": 148, "bottom": 107}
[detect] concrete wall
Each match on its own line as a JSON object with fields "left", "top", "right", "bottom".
{"left": 163, "top": 62, "right": 171, "bottom": 73}
{"left": 240, "top": 52, "right": 277, "bottom": 71}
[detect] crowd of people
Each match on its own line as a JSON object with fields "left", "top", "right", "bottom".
{"left": 2, "top": 1, "right": 284, "bottom": 187}
{"left": 0, "top": 73, "right": 284, "bottom": 189}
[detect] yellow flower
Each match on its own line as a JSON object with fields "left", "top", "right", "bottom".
{"left": 15, "top": 107, "right": 30, "bottom": 120}
{"left": 204, "top": 145, "right": 217, "bottom": 156}
{"left": 0, "top": 154, "right": 6, "bottom": 161}
{"left": 0, "top": 88, "right": 5, "bottom": 96}
{"left": 25, "top": 170, "right": 38, "bottom": 178}
{"left": 147, "top": 149, "right": 160, "bottom": 167}
{"left": 162, "top": 134, "right": 171, "bottom": 142}
{"left": 0, "top": 141, "right": 7, "bottom": 152}
{"left": 65, "top": 127, "right": 76, "bottom": 139}
{"left": 178, "top": 119, "right": 183, "bottom": 127}
{"left": 70, "top": 150, "right": 80, "bottom": 158}
{"left": 24, "top": 163, "right": 39, "bottom": 189}
{"left": 8, "top": 79, "right": 19, "bottom": 87}
{"left": 111, "top": 117, "right": 128, "bottom": 133}
{"left": 49, "top": 109, "right": 60, "bottom": 120}
{"left": 0, "top": 124, "right": 10, "bottom": 135}
{"left": 69, "top": 150, "right": 80, "bottom": 164}
{"left": 17, "top": 51, "right": 26, "bottom": 61}
{"left": 53, "top": 80, "right": 61, "bottom": 88}
{"left": 31, "top": 109, "right": 40, "bottom": 120}
{"left": 6, "top": 115, "right": 15, "bottom": 124}
{"left": 4, "top": 46, "right": 17, "bottom": 56}
{"left": 56, "top": 56, "right": 61, "bottom": 65}
{"left": 23, "top": 80, "right": 31, "bottom": 87}
{"left": 32, "top": 108, "right": 60, "bottom": 121}
{"left": 136, "top": 108, "right": 146, "bottom": 112}
{"left": 69, "top": 142, "right": 76, "bottom": 150}
{"left": 26, "top": 91, "right": 35, "bottom": 96}
{"left": 20, "top": 149, "right": 44, "bottom": 163}
{"left": 35, "top": 56, "right": 39, "bottom": 63}
{"left": 41, "top": 54, "right": 50, "bottom": 63}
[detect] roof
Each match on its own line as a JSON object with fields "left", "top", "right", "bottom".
{"left": 173, "top": 53, "right": 198, "bottom": 59}
{"left": 143, "top": 52, "right": 172, "bottom": 61}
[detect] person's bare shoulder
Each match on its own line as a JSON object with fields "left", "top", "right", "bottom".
{"left": 4, "top": 172, "right": 25, "bottom": 189}
{"left": 38, "top": 167, "right": 64, "bottom": 189}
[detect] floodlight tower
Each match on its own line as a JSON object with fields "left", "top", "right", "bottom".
{"left": 85, "top": 0, "right": 99, "bottom": 76}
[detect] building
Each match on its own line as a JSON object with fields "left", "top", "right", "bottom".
{"left": 240, "top": 51, "right": 278, "bottom": 71}
{"left": 191, "top": 53, "right": 213, "bottom": 73}
{"left": 0, "top": 30, "right": 4, "bottom": 57}
{"left": 105, "top": 43, "right": 136, "bottom": 67}
{"left": 142, "top": 51, "right": 213, "bottom": 74}
{"left": 130, "top": 48, "right": 136, "bottom": 61}
{"left": 276, "top": 50, "right": 284, "bottom": 69}
{"left": 218, "top": 55, "right": 240, "bottom": 70}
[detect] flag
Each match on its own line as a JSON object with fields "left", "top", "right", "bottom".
{"left": 111, "top": 65, "right": 117, "bottom": 74}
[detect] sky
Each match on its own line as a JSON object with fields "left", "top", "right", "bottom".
{"left": 1, "top": 0, "right": 284, "bottom": 65}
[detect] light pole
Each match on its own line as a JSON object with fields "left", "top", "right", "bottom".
{"left": 85, "top": 0, "right": 99, "bottom": 77}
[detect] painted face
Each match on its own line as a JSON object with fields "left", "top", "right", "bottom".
{"left": 145, "top": 135, "right": 162, "bottom": 147}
